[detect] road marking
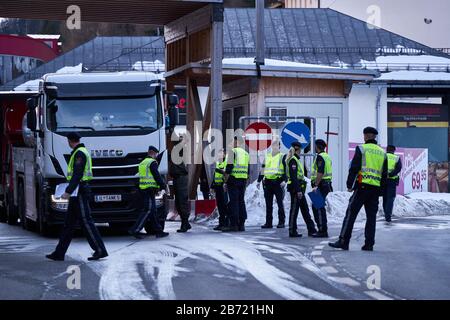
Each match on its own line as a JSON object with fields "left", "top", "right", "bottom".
{"left": 320, "top": 241, "right": 329, "bottom": 245}
{"left": 328, "top": 277, "right": 360, "bottom": 287}
{"left": 311, "top": 251, "right": 322, "bottom": 256}
{"left": 314, "top": 245, "right": 325, "bottom": 250}
{"left": 320, "top": 266, "right": 338, "bottom": 274}
{"left": 364, "top": 290, "right": 393, "bottom": 300}
{"left": 285, "top": 256, "right": 298, "bottom": 261}
{"left": 313, "top": 257, "right": 327, "bottom": 265}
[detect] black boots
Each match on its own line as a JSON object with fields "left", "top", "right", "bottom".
{"left": 361, "top": 244, "right": 374, "bottom": 251}
{"left": 311, "top": 231, "right": 329, "bottom": 238}
{"left": 328, "top": 239, "right": 349, "bottom": 251}
{"left": 46, "top": 253, "right": 64, "bottom": 261}
{"left": 87, "top": 251, "right": 108, "bottom": 261}
{"left": 177, "top": 222, "right": 192, "bottom": 233}
{"left": 289, "top": 232, "right": 302, "bottom": 238}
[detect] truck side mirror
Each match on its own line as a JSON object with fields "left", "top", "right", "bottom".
{"left": 167, "top": 94, "right": 179, "bottom": 128}
{"left": 26, "top": 97, "right": 38, "bottom": 131}
{"left": 168, "top": 94, "right": 179, "bottom": 107}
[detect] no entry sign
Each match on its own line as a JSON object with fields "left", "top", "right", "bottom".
{"left": 245, "top": 122, "right": 272, "bottom": 151}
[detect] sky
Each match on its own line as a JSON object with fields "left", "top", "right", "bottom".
{"left": 321, "top": 0, "right": 450, "bottom": 48}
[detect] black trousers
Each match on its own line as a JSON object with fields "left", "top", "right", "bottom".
{"left": 288, "top": 191, "right": 317, "bottom": 234}
{"left": 174, "top": 176, "right": 190, "bottom": 224}
{"left": 339, "top": 187, "right": 380, "bottom": 246}
{"left": 383, "top": 180, "right": 397, "bottom": 220}
{"left": 311, "top": 182, "right": 332, "bottom": 232}
{"left": 130, "top": 189, "right": 162, "bottom": 234}
{"left": 263, "top": 180, "right": 285, "bottom": 226}
{"left": 228, "top": 179, "right": 247, "bottom": 228}
{"left": 54, "top": 187, "right": 107, "bottom": 258}
{"left": 213, "top": 185, "right": 229, "bottom": 227}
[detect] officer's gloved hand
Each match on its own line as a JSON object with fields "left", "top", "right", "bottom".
{"left": 280, "top": 181, "right": 286, "bottom": 189}
{"left": 297, "top": 191, "right": 303, "bottom": 200}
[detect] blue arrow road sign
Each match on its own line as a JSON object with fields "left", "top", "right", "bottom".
{"left": 281, "top": 122, "right": 311, "bottom": 149}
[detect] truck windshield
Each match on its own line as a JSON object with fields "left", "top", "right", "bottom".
{"left": 46, "top": 95, "right": 162, "bottom": 135}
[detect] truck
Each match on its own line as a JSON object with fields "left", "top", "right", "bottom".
{"left": 0, "top": 71, "right": 179, "bottom": 235}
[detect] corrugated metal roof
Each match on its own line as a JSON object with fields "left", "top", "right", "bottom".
{"left": 0, "top": 0, "right": 222, "bottom": 26}
{"left": 223, "top": 8, "right": 446, "bottom": 66}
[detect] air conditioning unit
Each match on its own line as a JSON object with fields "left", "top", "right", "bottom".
{"left": 268, "top": 107, "right": 287, "bottom": 123}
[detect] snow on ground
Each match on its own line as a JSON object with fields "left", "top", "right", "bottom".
{"left": 209, "top": 182, "right": 450, "bottom": 228}
{"left": 222, "top": 57, "right": 338, "bottom": 69}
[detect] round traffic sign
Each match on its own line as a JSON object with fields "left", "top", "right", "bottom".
{"left": 245, "top": 122, "right": 272, "bottom": 151}
{"left": 281, "top": 122, "right": 311, "bottom": 149}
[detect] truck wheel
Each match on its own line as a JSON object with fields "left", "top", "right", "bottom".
{"left": 18, "top": 183, "right": 33, "bottom": 231}
{"left": 6, "top": 191, "right": 19, "bottom": 226}
{"left": 37, "top": 195, "right": 53, "bottom": 237}
{"left": 0, "top": 203, "right": 6, "bottom": 223}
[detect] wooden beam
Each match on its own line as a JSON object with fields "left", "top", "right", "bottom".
{"left": 165, "top": 4, "right": 213, "bottom": 43}
{"left": 187, "top": 79, "right": 204, "bottom": 199}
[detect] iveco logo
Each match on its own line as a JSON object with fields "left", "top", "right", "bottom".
{"left": 91, "top": 150, "right": 124, "bottom": 158}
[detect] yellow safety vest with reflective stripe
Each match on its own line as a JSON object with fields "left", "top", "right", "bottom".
{"left": 387, "top": 153, "right": 400, "bottom": 180}
{"left": 67, "top": 146, "right": 93, "bottom": 182}
{"left": 287, "top": 156, "right": 304, "bottom": 184}
{"left": 214, "top": 160, "right": 227, "bottom": 185}
{"left": 358, "top": 144, "right": 386, "bottom": 187}
{"left": 230, "top": 147, "right": 250, "bottom": 179}
{"left": 311, "top": 152, "right": 333, "bottom": 182}
{"left": 263, "top": 152, "right": 285, "bottom": 180}
{"left": 139, "top": 158, "right": 159, "bottom": 190}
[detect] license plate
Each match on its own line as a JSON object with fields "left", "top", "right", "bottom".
{"left": 94, "top": 195, "right": 122, "bottom": 202}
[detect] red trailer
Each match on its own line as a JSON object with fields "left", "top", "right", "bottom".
{"left": 0, "top": 91, "right": 37, "bottom": 224}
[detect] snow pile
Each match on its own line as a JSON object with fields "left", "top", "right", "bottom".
{"left": 222, "top": 58, "right": 339, "bottom": 70}
{"left": 206, "top": 182, "right": 450, "bottom": 227}
{"left": 56, "top": 63, "right": 83, "bottom": 74}
{"left": 132, "top": 60, "right": 165, "bottom": 73}
{"left": 14, "top": 79, "right": 40, "bottom": 91}
{"left": 14, "top": 63, "right": 84, "bottom": 91}
{"left": 359, "top": 53, "right": 450, "bottom": 81}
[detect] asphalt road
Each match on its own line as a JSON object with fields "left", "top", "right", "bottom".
{"left": 1, "top": 216, "right": 450, "bottom": 300}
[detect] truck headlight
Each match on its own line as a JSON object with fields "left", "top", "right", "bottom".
{"left": 51, "top": 195, "right": 69, "bottom": 212}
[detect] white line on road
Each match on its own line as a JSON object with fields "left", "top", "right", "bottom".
{"left": 364, "top": 290, "right": 393, "bottom": 300}
{"left": 313, "top": 257, "right": 327, "bottom": 265}
{"left": 314, "top": 245, "right": 325, "bottom": 250}
{"left": 311, "top": 251, "right": 322, "bottom": 256}
{"left": 328, "top": 277, "right": 360, "bottom": 287}
{"left": 320, "top": 266, "right": 338, "bottom": 274}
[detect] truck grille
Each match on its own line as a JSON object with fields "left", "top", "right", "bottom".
{"left": 64, "top": 152, "right": 146, "bottom": 177}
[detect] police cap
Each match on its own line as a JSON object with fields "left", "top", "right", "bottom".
{"left": 363, "top": 127, "right": 378, "bottom": 135}
{"left": 148, "top": 146, "right": 159, "bottom": 153}
{"left": 67, "top": 132, "right": 81, "bottom": 142}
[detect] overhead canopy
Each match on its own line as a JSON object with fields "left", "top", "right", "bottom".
{"left": 0, "top": 0, "right": 222, "bottom": 25}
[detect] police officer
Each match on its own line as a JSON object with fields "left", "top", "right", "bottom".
{"left": 46, "top": 132, "right": 108, "bottom": 261}
{"left": 129, "top": 146, "right": 169, "bottom": 239}
{"left": 286, "top": 142, "right": 318, "bottom": 238}
{"left": 258, "top": 140, "right": 286, "bottom": 229}
{"left": 170, "top": 138, "right": 191, "bottom": 233}
{"left": 310, "top": 139, "right": 333, "bottom": 238}
{"left": 383, "top": 145, "right": 402, "bottom": 222}
{"left": 222, "top": 137, "right": 250, "bottom": 232}
{"left": 211, "top": 148, "right": 229, "bottom": 231}
{"left": 329, "top": 127, "right": 387, "bottom": 251}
